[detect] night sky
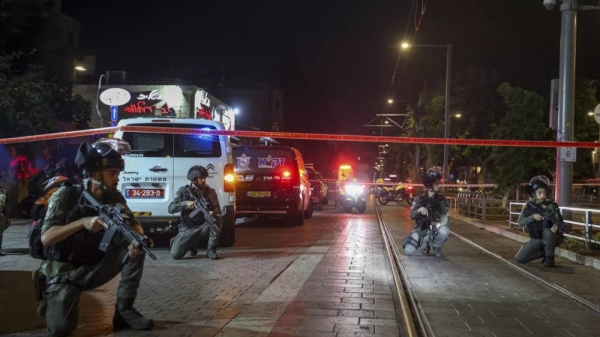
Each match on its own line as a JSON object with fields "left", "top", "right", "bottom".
{"left": 62, "top": 0, "right": 600, "bottom": 135}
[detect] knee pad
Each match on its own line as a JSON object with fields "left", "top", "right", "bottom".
{"left": 403, "top": 232, "right": 422, "bottom": 256}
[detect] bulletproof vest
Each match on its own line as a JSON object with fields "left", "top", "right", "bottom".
{"left": 46, "top": 187, "right": 120, "bottom": 266}
{"left": 523, "top": 200, "right": 562, "bottom": 239}
{"left": 522, "top": 201, "right": 545, "bottom": 239}
{"left": 180, "top": 185, "right": 210, "bottom": 228}
{"left": 414, "top": 192, "right": 445, "bottom": 230}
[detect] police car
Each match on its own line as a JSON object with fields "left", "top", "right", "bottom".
{"left": 113, "top": 118, "right": 236, "bottom": 246}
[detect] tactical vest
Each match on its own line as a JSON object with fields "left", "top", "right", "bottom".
{"left": 522, "top": 201, "right": 555, "bottom": 239}
{"left": 46, "top": 186, "right": 118, "bottom": 266}
{"left": 180, "top": 185, "right": 211, "bottom": 228}
{"left": 414, "top": 192, "right": 445, "bottom": 230}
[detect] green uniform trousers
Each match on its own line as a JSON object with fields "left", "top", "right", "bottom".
{"left": 40, "top": 240, "right": 145, "bottom": 337}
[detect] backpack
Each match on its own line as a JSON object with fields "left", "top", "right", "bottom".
{"left": 28, "top": 185, "right": 82, "bottom": 259}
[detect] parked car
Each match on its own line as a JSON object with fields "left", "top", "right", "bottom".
{"left": 305, "top": 164, "right": 328, "bottom": 211}
{"left": 233, "top": 145, "right": 313, "bottom": 226}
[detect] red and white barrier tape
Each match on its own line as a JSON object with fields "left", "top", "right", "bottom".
{"left": 1, "top": 125, "right": 599, "bottom": 148}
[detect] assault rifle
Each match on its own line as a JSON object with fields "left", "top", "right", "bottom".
{"left": 183, "top": 187, "right": 221, "bottom": 236}
{"left": 525, "top": 201, "right": 568, "bottom": 234}
{"left": 79, "top": 190, "right": 156, "bottom": 260}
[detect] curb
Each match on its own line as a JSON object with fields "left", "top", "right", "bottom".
{"left": 450, "top": 212, "right": 600, "bottom": 271}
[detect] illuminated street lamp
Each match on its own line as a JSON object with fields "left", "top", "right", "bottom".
{"left": 74, "top": 65, "right": 86, "bottom": 81}
{"left": 455, "top": 113, "right": 462, "bottom": 118}
{"left": 387, "top": 99, "right": 394, "bottom": 104}
{"left": 401, "top": 41, "right": 452, "bottom": 181}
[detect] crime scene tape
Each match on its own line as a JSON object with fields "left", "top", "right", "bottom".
{"left": 1, "top": 125, "right": 599, "bottom": 148}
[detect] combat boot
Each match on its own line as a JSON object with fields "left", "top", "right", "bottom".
{"left": 433, "top": 247, "right": 444, "bottom": 258}
{"left": 113, "top": 298, "right": 154, "bottom": 330}
{"left": 207, "top": 246, "right": 220, "bottom": 260}
{"left": 543, "top": 256, "right": 556, "bottom": 268}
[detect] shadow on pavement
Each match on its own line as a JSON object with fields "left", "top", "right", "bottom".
{"left": 0, "top": 270, "right": 46, "bottom": 334}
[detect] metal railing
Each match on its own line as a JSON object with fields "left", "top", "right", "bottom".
{"left": 457, "top": 192, "right": 509, "bottom": 221}
{"left": 509, "top": 202, "right": 600, "bottom": 249}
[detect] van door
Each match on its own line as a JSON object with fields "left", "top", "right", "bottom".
{"left": 173, "top": 123, "right": 224, "bottom": 205}
{"left": 120, "top": 123, "right": 174, "bottom": 217}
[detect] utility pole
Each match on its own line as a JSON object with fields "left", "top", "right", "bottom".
{"left": 550, "top": 0, "right": 600, "bottom": 206}
{"left": 443, "top": 44, "right": 452, "bottom": 183}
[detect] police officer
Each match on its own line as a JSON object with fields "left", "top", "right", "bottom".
{"left": 0, "top": 173, "right": 8, "bottom": 256}
{"left": 168, "top": 165, "right": 222, "bottom": 260}
{"left": 516, "top": 175, "right": 564, "bottom": 267}
{"left": 38, "top": 138, "right": 153, "bottom": 336}
{"left": 405, "top": 166, "right": 450, "bottom": 258}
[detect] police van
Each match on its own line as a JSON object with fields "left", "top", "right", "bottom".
{"left": 113, "top": 118, "right": 236, "bottom": 246}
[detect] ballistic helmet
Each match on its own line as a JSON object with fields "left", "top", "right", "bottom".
{"left": 187, "top": 165, "right": 209, "bottom": 181}
{"left": 525, "top": 175, "right": 551, "bottom": 197}
{"left": 75, "top": 138, "right": 131, "bottom": 174}
{"left": 422, "top": 166, "right": 443, "bottom": 188}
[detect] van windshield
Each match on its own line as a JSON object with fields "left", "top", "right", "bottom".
{"left": 233, "top": 149, "right": 294, "bottom": 172}
{"left": 121, "top": 123, "right": 222, "bottom": 158}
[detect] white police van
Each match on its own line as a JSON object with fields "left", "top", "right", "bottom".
{"left": 113, "top": 118, "right": 236, "bottom": 246}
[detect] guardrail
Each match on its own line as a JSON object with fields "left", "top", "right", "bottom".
{"left": 457, "top": 192, "right": 509, "bottom": 221}
{"left": 509, "top": 202, "right": 600, "bottom": 249}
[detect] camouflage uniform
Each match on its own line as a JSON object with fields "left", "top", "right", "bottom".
{"left": 516, "top": 199, "right": 564, "bottom": 264}
{"left": 168, "top": 183, "right": 222, "bottom": 259}
{"left": 0, "top": 187, "right": 7, "bottom": 254}
{"left": 39, "top": 180, "right": 151, "bottom": 336}
{"left": 406, "top": 192, "right": 451, "bottom": 256}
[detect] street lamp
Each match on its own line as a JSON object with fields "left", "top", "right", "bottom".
{"left": 387, "top": 99, "right": 394, "bottom": 104}
{"left": 401, "top": 42, "right": 452, "bottom": 181}
{"left": 73, "top": 65, "right": 86, "bottom": 81}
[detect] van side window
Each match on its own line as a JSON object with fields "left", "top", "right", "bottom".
{"left": 122, "top": 130, "right": 174, "bottom": 158}
{"left": 174, "top": 124, "right": 222, "bottom": 158}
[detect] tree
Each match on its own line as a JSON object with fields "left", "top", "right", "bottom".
{"left": 450, "top": 67, "right": 505, "bottom": 182}
{"left": 489, "top": 83, "right": 553, "bottom": 190}
{"left": 572, "top": 78, "right": 599, "bottom": 178}
{"left": 0, "top": 53, "right": 91, "bottom": 164}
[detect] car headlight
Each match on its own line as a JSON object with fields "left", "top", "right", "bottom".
{"left": 345, "top": 184, "right": 364, "bottom": 195}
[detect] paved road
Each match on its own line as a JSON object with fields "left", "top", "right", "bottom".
{"left": 379, "top": 202, "right": 600, "bottom": 337}
{"left": 0, "top": 203, "right": 401, "bottom": 337}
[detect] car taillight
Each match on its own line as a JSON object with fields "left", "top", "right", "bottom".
{"left": 224, "top": 164, "right": 235, "bottom": 192}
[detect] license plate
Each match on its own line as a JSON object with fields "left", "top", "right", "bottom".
{"left": 247, "top": 191, "right": 271, "bottom": 197}
{"left": 125, "top": 189, "right": 165, "bottom": 199}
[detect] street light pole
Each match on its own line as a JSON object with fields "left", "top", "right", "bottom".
{"left": 556, "top": 0, "right": 577, "bottom": 207}
{"left": 443, "top": 44, "right": 452, "bottom": 182}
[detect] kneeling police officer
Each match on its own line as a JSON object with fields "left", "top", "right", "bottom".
{"left": 38, "top": 138, "right": 153, "bottom": 336}
{"left": 168, "top": 165, "right": 222, "bottom": 260}
{"left": 404, "top": 166, "right": 450, "bottom": 258}
{"left": 516, "top": 175, "right": 565, "bottom": 268}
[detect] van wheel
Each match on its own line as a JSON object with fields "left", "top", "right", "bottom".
{"left": 219, "top": 227, "right": 236, "bottom": 247}
{"left": 304, "top": 199, "right": 314, "bottom": 219}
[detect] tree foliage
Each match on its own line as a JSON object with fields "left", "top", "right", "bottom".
{"left": 0, "top": 53, "right": 91, "bottom": 160}
{"left": 489, "top": 83, "right": 553, "bottom": 190}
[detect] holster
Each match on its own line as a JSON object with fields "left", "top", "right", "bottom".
{"left": 32, "top": 269, "right": 46, "bottom": 301}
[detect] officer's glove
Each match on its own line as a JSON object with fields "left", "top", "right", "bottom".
{"left": 185, "top": 201, "right": 196, "bottom": 210}
{"left": 418, "top": 207, "right": 428, "bottom": 216}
